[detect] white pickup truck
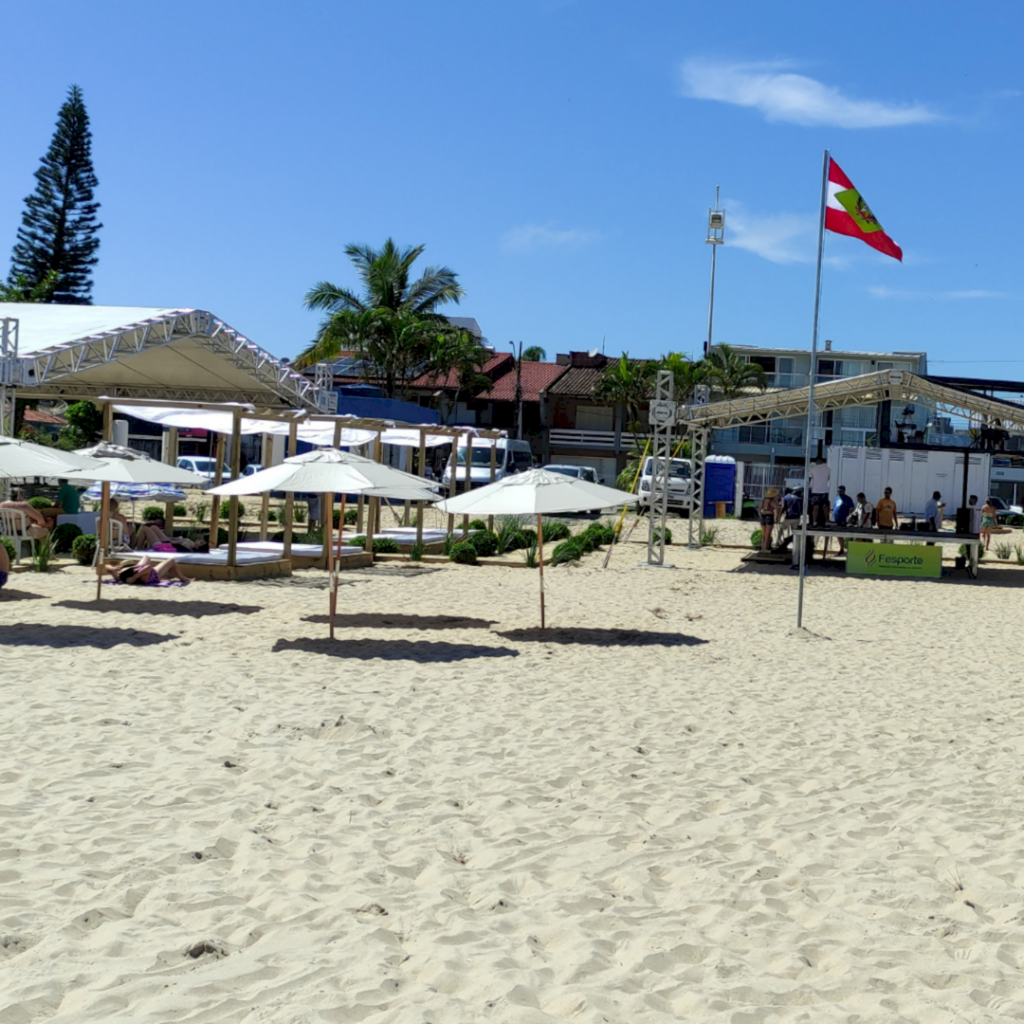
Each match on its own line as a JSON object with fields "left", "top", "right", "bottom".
{"left": 636, "top": 456, "right": 694, "bottom": 512}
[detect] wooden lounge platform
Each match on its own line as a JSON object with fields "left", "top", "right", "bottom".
{"left": 224, "top": 541, "right": 373, "bottom": 570}
{"left": 108, "top": 549, "right": 292, "bottom": 581}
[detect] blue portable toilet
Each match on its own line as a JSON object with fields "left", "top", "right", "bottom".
{"left": 703, "top": 455, "right": 737, "bottom": 517}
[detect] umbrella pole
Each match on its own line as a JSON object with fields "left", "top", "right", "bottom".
{"left": 537, "top": 513, "right": 545, "bottom": 629}
{"left": 326, "top": 490, "right": 335, "bottom": 640}
{"left": 332, "top": 494, "right": 346, "bottom": 638}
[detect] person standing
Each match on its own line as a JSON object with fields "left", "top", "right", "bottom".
{"left": 924, "top": 490, "right": 944, "bottom": 546}
{"left": 758, "top": 487, "right": 780, "bottom": 551}
{"left": 854, "top": 492, "right": 874, "bottom": 528}
{"left": 808, "top": 458, "right": 831, "bottom": 528}
{"left": 981, "top": 498, "right": 997, "bottom": 550}
{"left": 876, "top": 487, "right": 899, "bottom": 531}
{"left": 829, "top": 485, "right": 856, "bottom": 554}
{"left": 55, "top": 479, "right": 81, "bottom": 515}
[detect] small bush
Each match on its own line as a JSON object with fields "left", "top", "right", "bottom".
{"left": 219, "top": 499, "right": 247, "bottom": 520}
{"left": 541, "top": 520, "right": 571, "bottom": 542}
{"left": 373, "top": 537, "right": 400, "bottom": 554}
{"left": 267, "top": 508, "right": 278, "bottom": 523}
{"left": 345, "top": 508, "right": 358, "bottom": 525}
{"left": 750, "top": 529, "right": 763, "bottom": 549}
{"left": 217, "top": 528, "right": 229, "bottom": 547}
{"left": 468, "top": 519, "right": 487, "bottom": 531}
{"left": 959, "top": 543, "right": 984, "bottom": 561}
{"left": 701, "top": 527, "right": 719, "bottom": 546}
{"left": 574, "top": 532, "right": 599, "bottom": 553}
{"left": 142, "top": 506, "right": 164, "bottom": 521}
{"left": 71, "top": 533, "right": 98, "bottom": 565}
{"left": 652, "top": 526, "right": 673, "bottom": 545}
{"left": 194, "top": 502, "right": 208, "bottom": 523}
{"left": 294, "top": 506, "right": 307, "bottom": 524}
{"left": 1006, "top": 514, "right": 1024, "bottom": 527}
{"left": 469, "top": 530, "right": 499, "bottom": 557}
{"left": 1016, "top": 543, "right": 1024, "bottom": 566}
{"left": 410, "top": 541, "right": 426, "bottom": 561}
{"left": 551, "top": 539, "right": 584, "bottom": 565}
{"left": 347, "top": 535, "right": 366, "bottom": 547}
{"left": 995, "top": 542, "right": 1013, "bottom": 560}
{"left": 495, "top": 515, "right": 527, "bottom": 554}
{"left": 31, "top": 535, "right": 53, "bottom": 573}
{"left": 2, "top": 537, "right": 16, "bottom": 564}
{"left": 173, "top": 504, "right": 187, "bottom": 517}
{"left": 584, "top": 523, "right": 616, "bottom": 545}
{"left": 51, "top": 522, "right": 83, "bottom": 553}
{"left": 28, "top": 496, "right": 52, "bottom": 510}
{"left": 449, "top": 541, "right": 478, "bottom": 565}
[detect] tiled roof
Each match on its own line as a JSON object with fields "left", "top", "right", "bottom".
{"left": 480, "top": 362, "right": 568, "bottom": 402}
{"left": 544, "top": 366, "right": 608, "bottom": 397}
{"left": 409, "top": 351, "right": 513, "bottom": 390}
{"left": 24, "top": 408, "right": 66, "bottom": 425}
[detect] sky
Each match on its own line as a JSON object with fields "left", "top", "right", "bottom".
{"left": 2, "top": 1, "right": 1022, "bottom": 376}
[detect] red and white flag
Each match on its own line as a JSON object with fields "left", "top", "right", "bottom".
{"left": 825, "top": 159, "right": 902, "bottom": 262}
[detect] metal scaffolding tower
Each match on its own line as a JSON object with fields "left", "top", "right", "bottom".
{"left": 646, "top": 370, "right": 676, "bottom": 565}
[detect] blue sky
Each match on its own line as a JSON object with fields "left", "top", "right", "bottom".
{"left": 2, "top": 1, "right": 1022, "bottom": 376}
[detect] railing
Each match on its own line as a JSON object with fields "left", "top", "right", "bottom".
{"left": 549, "top": 429, "right": 645, "bottom": 450}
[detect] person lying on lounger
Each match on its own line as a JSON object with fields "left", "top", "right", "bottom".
{"left": 0, "top": 494, "right": 51, "bottom": 540}
{"left": 99, "top": 555, "right": 192, "bottom": 586}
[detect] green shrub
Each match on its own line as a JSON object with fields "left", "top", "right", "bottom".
{"left": 194, "top": 502, "right": 208, "bottom": 523}
{"left": 2, "top": 537, "right": 16, "bottom": 564}
{"left": 347, "top": 535, "right": 366, "bottom": 547}
{"left": 958, "top": 543, "right": 984, "bottom": 561}
{"left": 268, "top": 508, "right": 278, "bottom": 523}
{"left": 522, "top": 534, "right": 539, "bottom": 568}
{"left": 51, "top": 522, "right": 83, "bottom": 553}
{"left": 509, "top": 528, "right": 537, "bottom": 552}
{"left": 31, "top": 535, "right": 53, "bottom": 573}
{"left": 1007, "top": 514, "right": 1024, "bottom": 527}
{"left": 142, "top": 506, "right": 164, "bottom": 521}
{"left": 468, "top": 519, "right": 487, "bottom": 531}
{"left": 217, "top": 528, "right": 229, "bottom": 547}
{"left": 652, "top": 526, "right": 673, "bottom": 545}
{"left": 449, "top": 541, "right": 478, "bottom": 565}
{"left": 410, "top": 541, "right": 426, "bottom": 561}
{"left": 28, "top": 496, "right": 52, "bottom": 510}
{"left": 995, "top": 542, "right": 1012, "bottom": 561}
{"left": 584, "top": 523, "right": 616, "bottom": 545}
{"left": 1016, "top": 543, "right": 1024, "bottom": 566}
{"left": 345, "top": 508, "right": 358, "bottom": 526}
{"left": 551, "top": 539, "right": 584, "bottom": 565}
{"left": 372, "top": 537, "right": 400, "bottom": 554}
{"left": 71, "top": 533, "right": 97, "bottom": 566}
{"left": 294, "top": 505, "right": 307, "bottom": 524}
{"left": 750, "top": 529, "right": 763, "bottom": 549}
{"left": 541, "top": 520, "right": 571, "bottom": 542}
{"left": 574, "top": 532, "right": 599, "bottom": 553}
{"left": 495, "top": 515, "right": 527, "bottom": 554}
{"left": 469, "top": 530, "right": 499, "bottom": 557}
{"left": 219, "top": 499, "right": 247, "bottom": 520}
{"left": 173, "top": 504, "right": 187, "bottom": 517}
{"left": 700, "top": 527, "right": 718, "bottom": 546}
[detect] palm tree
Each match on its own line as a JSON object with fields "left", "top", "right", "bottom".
{"left": 592, "top": 353, "right": 657, "bottom": 434}
{"left": 705, "top": 343, "right": 767, "bottom": 398}
{"left": 660, "top": 351, "right": 709, "bottom": 403}
{"left": 295, "top": 239, "right": 465, "bottom": 395}
{"left": 521, "top": 345, "right": 546, "bottom": 362}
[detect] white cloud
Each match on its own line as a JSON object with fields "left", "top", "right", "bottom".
{"left": 869, "top": 286, "right": 1009, "bottom": 300}
{"left": 679, "top": 58, "right": 941, "bottom": 128}
{"left": 726, "top": 201, "right": 817, "bottom": 264}
{"left": 501, "top": 223, "right": 600, "bottom": 253}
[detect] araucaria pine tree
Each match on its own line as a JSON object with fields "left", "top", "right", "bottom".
{"left": 8, "top": 85, "right": 102, "bottom": 304}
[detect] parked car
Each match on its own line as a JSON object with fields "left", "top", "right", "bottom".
{"left": 987, "top": 496, "right": 1023, "bottom": 524}
{"left": 176, "top": 455, "right": 219, "bottom": 483}
{"left": 542, "top": 463, "right": 605, "bottom": 514}
{"left": 242, "top": 463, "right": 264, "bottom": 477}
{"left": 636, "top": 456, "right": 693, "bottom": 513}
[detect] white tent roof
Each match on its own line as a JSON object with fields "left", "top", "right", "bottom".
{"left": 1, "top": 304, "right": 332, "bottom": 411}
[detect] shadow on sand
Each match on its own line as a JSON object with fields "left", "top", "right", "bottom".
{"left": 0, "top": 623, "right": 178, "bottom": 649}
{"left": 273, "top": 636, "right": 518, "bottom": 662}
{"left": 0, "top": 588, "right": 46, "bottom": 602}
{"left": 302, "top": 612, "right": 498, "bottom": 630}
{"left": 496, "top": 627, "right": 708, "bottom": 648}
{"left": 54, "top": 599, "right": 263, "bottom": 618}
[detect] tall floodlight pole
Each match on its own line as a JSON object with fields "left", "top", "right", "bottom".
{"left": 704, "top": 187, "right": 725, "bottom": 357}
{"left": 796, "top": 150, "right": 831, "bottom": 629}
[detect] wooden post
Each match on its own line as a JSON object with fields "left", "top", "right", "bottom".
{"left": 283, "top": 421, "right": 298, "bottom": 559}
{"left": 462, "top": 435, "right": 473, "bottom": 537}
{"left": 227, "top": 409, "right": 242, "bottom": 567}
{"left": 207, "top": 433, "right": 226, "bottom": 550}
{"left": 259, "top": 432, "right": 271, "bottom": 541}
{"left": 487, "top": 441, "right": 497, "bottom": 532}
{"left": 94, "top": 401, "right": 113, "bottom": 601}
{"left": 356, "top": 439, "right": 368, "bottom": 533}
{"left": 163, "top": 426, "right": 179, "bottom": 538}
{"left": 364, "top": 432, "right": 382, "bottom": 555}
{"left": 323, "top": 421, "right": 342, "bottom": 567}
{"left": 416, "top": 428, "right": 426, "bottom": 550}
{"left": 445, "top": 442, "right": 456, "bottom": 538}
{"left": 537, "top": 513, "right": 545, "bottom": 629}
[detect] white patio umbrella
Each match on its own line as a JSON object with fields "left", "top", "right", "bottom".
{"left": 209, "top": 449, "right": 441, "bottom": 640}
{"left": 0, "top": 435, "right": 103, "bottom": 479}
{"left": 73, "top": 442, "right": 208, "bottom": 599}
{"left": 434, "top": 468, "right": 631, "bottom": 628}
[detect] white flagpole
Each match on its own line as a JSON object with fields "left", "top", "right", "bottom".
{"left": 796, "top": 149, "right": 831, "bottom": 628}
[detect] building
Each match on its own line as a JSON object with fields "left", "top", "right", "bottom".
{"left": 709, "top": 342, "right": 930, "bottom": 466}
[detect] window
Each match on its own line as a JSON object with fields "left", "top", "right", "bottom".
{"left": 575, "top": 405, "right": 614, "bottom": 431}
{"left": 777, "top": 357, "right": 795, "bottom": 387}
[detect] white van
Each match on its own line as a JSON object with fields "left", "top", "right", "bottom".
{"left": 636, "top": 456, "right": 693, "bottom": 511}
{"left": 443, "top": 438, "right": 533, "bottom": 490}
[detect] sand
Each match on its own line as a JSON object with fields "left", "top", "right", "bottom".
{"left": 2, "top": 518, "right": 1024, "bottom": 1023}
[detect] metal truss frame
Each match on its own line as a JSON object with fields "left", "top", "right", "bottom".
{"left": 687, "top": 425, "right": 707, "bottom": 549}
{"left": 680, "top": 370, "right": 1024, "bottom": 434}
{"left": 17, "top": 309, "right": 333, "bottom": 411}
{"left": 646, "top": 370, "right": 675, "bottom": 565}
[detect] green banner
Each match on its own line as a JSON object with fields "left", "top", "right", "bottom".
{"left": 846, "top": 541, "right": 941, "bottom": 578}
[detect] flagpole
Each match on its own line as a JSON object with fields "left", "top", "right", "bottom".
{"left": 796, "top": 148, "right": 830, "bottom": 629}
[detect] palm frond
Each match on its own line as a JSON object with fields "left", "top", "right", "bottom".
{"left": 303, "top": 282, "right": 365, "bottom": 313}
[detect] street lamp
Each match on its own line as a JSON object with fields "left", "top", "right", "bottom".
{"left": 704, "top": 186, "right": 725, "bottom": 358}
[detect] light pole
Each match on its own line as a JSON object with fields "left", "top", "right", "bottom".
{"left": 509, "top": 341, "right": 523, "bottom": 440}
{"left": 704, "top": 186, "right": 725, "bottom": 358}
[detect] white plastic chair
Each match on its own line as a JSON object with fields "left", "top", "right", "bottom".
{"left": 0, "top": 508, "right": 37, "bottom": 564}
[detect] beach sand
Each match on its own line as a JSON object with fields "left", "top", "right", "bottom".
{"left": 3, "top": 520, "right": 1024, "bottom": 1022}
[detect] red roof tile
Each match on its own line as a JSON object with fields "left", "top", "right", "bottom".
{"left": 409, "top": 351, "right": 513, "bottom": 390}
{"left": 545, "top": 366, "right": 608, "bottom": 397}
{"left": 480, "top": 362, "right": 568, "bottom": 402}
{"left": 24, "top": 408, "right": 66, "bottom": 425}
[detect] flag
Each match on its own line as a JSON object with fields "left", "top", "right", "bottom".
{"left": 825, "top": 159, "right": 902, "bottom": 262}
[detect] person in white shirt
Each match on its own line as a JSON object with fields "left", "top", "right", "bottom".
{"left": 855, "top": 492, "right": 874, "bottom": 528}
{"left": 807, "top": 459, "right": 831, "bottom": 528}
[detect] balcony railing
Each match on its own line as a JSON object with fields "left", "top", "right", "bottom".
{"left": 549, "top": 429, "right": 644, "bottom": 450}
